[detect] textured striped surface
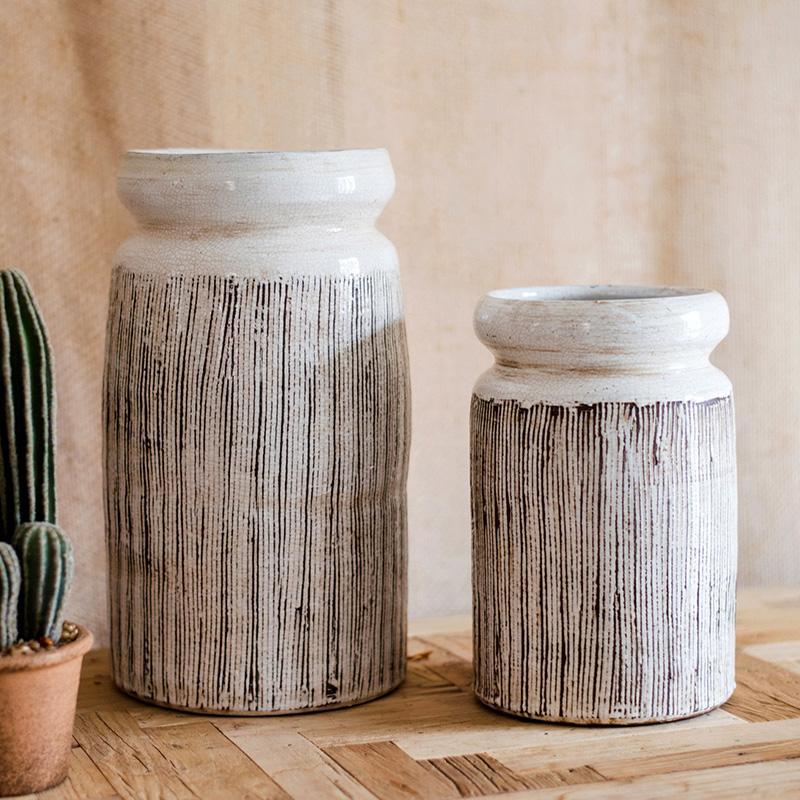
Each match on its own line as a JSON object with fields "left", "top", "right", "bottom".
{"left": 471, "top": 396, "right": 737, "bottom": 723}
{"left": 104, "top": 266, "right": 409, "bottom": 713}
{"left": 36, "top": 591, "right": 800, "bottom": 799}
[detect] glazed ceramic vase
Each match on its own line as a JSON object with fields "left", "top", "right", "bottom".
{"left": 471, "top": 286, "right": 737, "bottom": 724}
{"left": 104, "top": 149, "right": 410, "bottom": 714}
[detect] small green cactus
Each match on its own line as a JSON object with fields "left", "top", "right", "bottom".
{"left": 13, "top": 522, "right": 73, "bottom": 641}
{"left": 0, "top": 542, "right": 20, "bottom": 649}
{"left": 0, "top": 268, "right": 56, "bottom": 543}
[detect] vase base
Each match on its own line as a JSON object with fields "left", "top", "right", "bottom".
{"left": 115, "top": 674, "right": 405, "bottom": 717}
{"left": 475, "top": 686, "right": 735, "bottom": 726}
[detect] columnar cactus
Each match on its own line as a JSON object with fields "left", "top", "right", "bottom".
{"left": 13, "top": 522, "right": 73, "bottom": 641}
{"left": 0, "top": 269, "right": 56, "bottom": 543}
{"left": 0, "top": 270, "right": 73, "bottom": 650}
{"left": 0, "top": 542, "right": 21, "bottom": 649}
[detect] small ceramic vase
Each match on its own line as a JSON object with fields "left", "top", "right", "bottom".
{"left": 471, "top": 286, "right": 737, "bottom": 724}
{"left": 104, "top": 149, "right": 410, "bottom": 714}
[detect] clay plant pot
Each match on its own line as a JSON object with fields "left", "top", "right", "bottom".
{"left": 0, "top": 625, "right": 93, "bottom": 796}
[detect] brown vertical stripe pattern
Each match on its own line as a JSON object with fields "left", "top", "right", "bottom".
{"left": 471, "top": 396, "right": 737, "bottom": 723}
{"left": 104, "top": 266, "right": 409, "bottom": 713}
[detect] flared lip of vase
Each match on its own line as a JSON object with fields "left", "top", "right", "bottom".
{"left": 117, "top": 148, "right": 395, "bottom": 227}
{"left": 475, "top": 284, "right": 730, "bottom": 364}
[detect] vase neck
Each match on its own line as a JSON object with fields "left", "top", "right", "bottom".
{"left": 474, "top": 286, "right": 729, "bottom": 375}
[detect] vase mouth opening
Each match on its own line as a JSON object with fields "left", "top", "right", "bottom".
{"left": 126, "top": 147, "right": 388, "bottom": 158}
{"left": 119, "top": 147, "right": 393, "bottom": 182}
{"left": 488, "top": 285, "right": 709, "bottom": 302}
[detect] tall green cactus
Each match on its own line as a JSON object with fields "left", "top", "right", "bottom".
{"left": 13, "top": 522, "right": 72, "bottom": 641}
{"left": 0, "top": 269, "right": 56, "bottom": 543}
{"left": 0, "top": 271, "right": 72, "bottom": 649}
{"left": 0, "top": 542, "right": 20, "bottom": 649}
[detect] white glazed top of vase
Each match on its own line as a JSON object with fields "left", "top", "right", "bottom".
{"left": 115, "top": 148, "right": 396, "bottom": 278}
{"left": 474, "top": 285, "right": 731, "bottom": 405}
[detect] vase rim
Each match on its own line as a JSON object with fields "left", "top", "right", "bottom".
{"left": 475, "top": 286, "right": 731, "bottom": 404}
{"left": 126, "top": 146, "right": 386, "bottom": 157}
{"left": 475, "top": 283, "right": 730, "bottom": 385}
{"left": 121, "top": 148, "right": 390, "bottom": 176}
{"left": 117, "top": 147, "right": 395, "bottom": 228}
{"left": 487, "top": 285, "right": 712, "bottom": 303}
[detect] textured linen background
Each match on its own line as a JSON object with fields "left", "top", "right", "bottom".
{"left": 1, "top": 1, "right": 797, "bottom": 646}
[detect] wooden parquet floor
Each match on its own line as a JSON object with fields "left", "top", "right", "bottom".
{"left": 28, "top": 588, "right": 800, "bottom": 798}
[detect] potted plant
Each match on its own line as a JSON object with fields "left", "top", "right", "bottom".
{"left": 0, "top": 269, "right": 92, "bottom": 797}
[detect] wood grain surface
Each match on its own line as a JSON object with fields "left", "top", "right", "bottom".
{"left": 16, "top": 587, "right": 798, "bottom": 798}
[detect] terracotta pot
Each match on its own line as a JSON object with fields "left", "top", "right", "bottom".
{"left": 471, "top": 286, "right": 737, "bottom": 724}
{"left": 0, "top": 626, "right": 92, "bottom": 796}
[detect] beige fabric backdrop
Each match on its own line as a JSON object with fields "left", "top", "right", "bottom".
{"left": 1, "top": 0, "right": 798, "bottom": 645}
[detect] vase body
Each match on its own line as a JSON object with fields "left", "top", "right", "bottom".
{"left": 471, "top": 286, "right": 737, "bottom": 724}
{"left": 104, "top": 149, "right": 409, "bottom": 714}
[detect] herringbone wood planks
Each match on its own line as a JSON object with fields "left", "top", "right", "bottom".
{"left": 30, "top": 588, "right": 800, "bottom": 798}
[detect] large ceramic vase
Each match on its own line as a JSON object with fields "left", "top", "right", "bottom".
{"left": 471, "top": 286, "right": 737, "bottom": 724}
{"left": 104, "top": 149, "right": 410, "bottom": 714}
